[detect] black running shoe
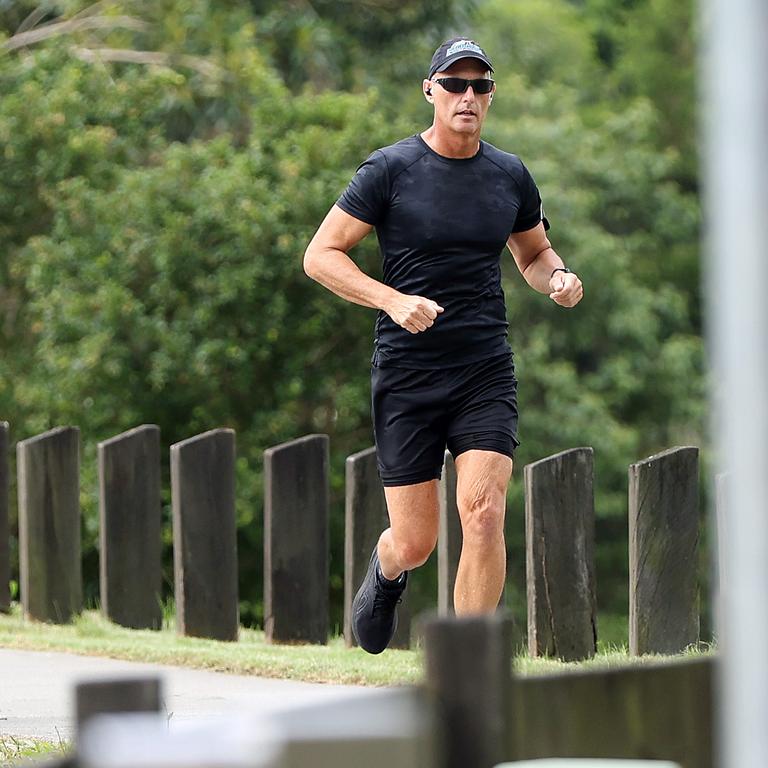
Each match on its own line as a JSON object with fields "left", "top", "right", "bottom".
{"left": 352, "top": 546, "right": 408, "bottom": 654}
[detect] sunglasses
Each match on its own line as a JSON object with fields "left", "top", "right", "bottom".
{"left": 432, "top": 77, "right": 495, "bottom": 94}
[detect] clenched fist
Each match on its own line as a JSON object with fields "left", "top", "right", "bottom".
{"left": 385, "top": 293, "right": 444, "bottom": 334}
{"left": 549, "top": 271, "right": 584, "bottom": 308}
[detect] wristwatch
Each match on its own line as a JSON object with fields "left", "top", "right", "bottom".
{"left": 550, "top": 267, "right": 572, "bottom": 278}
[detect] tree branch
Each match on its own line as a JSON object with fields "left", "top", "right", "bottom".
{"left": 1, "top": 15, "right": 149, "bottom": 54}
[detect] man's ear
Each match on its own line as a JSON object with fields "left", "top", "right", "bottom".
{"left": 423, "top": 79, "right": 433, "bottom": 102}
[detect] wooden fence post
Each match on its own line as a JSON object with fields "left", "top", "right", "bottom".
{"left": 17, "top": 426, "right": 82, "bottom": 623}
{"left": 264, "top": 434, "right": 328, "bottom": 645}
{"left": 424, "top": 613, "right": 514, "bottom": 768}
{"left": 0, "top": 422, "right": 9, "bottom": 613}
{"left": 629, "top": 446, "right": 700, "bottom": 655}
{"left": 438, "top": 451, "right": 461, "bottom": 616}
{"left": 524, "top": 447, "right": 597, "bottom": 661}
{"left": 99, "top": 425, "right": 162, "bottom": 630}
{"left": 344, "top": 446, "right": 410, "bottom": 648}
{"left": 171, "top": 428, "right": 238, "bottom": 641}
{"left": 510, "top": 656, "right": 713, "bottom": 766}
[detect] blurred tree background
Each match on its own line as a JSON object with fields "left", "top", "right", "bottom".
{"left": 0, "top": 0, "right": 702, "bottom": 640}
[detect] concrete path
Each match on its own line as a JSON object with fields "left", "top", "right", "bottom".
{"left": 0, "top": 649, "right": 378, "bottom": 742}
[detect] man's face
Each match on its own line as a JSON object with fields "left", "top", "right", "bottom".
{"left": 426, "top": 58, "right": 495, "bottom": 135}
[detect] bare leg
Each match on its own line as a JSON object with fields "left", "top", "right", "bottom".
{"left": 378, "top": 480, "right": 440, "bottom": 580}
{"left": 453, "top": 449, "right": 513, "bottom": 615}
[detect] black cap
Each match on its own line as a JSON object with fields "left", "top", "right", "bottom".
{"left": 428, "top": 37, "right": 494, "bottom": 79}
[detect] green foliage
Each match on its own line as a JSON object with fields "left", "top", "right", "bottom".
{"left": 614, "top": 0, "right": 697, "bottom": 184}
{"left": 476, "top": 0, "right": 604, "bottom": 92}
{"left": 574, "top": 0, "right": 698, "bottom": 185}
{"left": 247, "top": 0, "right": 477, "bottom": 92}
{"left": 0, "top": 0, "right": 702, "bottom": 628}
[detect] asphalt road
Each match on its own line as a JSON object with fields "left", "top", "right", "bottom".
{"left": 0, "top": 648, "right": 376, "bottom": 742}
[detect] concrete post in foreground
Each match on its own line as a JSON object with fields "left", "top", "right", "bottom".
{"left": 714, "top": 472, "right": 729, "bottom": 637}
{"left": 524, "top": 447, "right": 597, "bottom": 661}
{"left": 714, "top": 473, "right": 729, "bottom": 588}
{"left": 273, "top": 688, "right": 434, "bottom": 768}
{"left": 171, "top": 428, "right": 238, "bottom": 641}
{"left": 424, "top": 612, "right": 514, "bottom": 768}
{"left": 438, "top": 451, "right": 461, "bottom": 616}
{"left": 344, "top": 446, "right": 410, "bottom": 648}
{"left": 99, "top": 425, "right": 162, "bottom": 630}
{"left": 17, "top": 426, "right": 82, "bottom": 623}
{"left": 503, "top": 762, "right": 681, "bottom": 768}
{"left": 0, "top": 422, "right": 9, "bottom": 613}
{"left": 629, "top": 446, "right": 699, "bottom": 655}
{"left": 75, "top": 677, "right": 162, "bottom": 738}
{"left": 264, "top": 434, "right": 329, "bottom": 645}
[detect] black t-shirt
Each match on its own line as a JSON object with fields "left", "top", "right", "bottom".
{"left": 337, "top": 133, "right": 548, "bottom": 369}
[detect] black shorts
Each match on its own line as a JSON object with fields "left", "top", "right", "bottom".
{"left": 371, "top": 352, "right": 519, "bottom": 487}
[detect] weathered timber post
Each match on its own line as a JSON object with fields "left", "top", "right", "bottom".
{"left": 344, "top": 446, "right": 410, "bottom": 648}
{"left": 524, "top": 447, "right": 597, "bottom": 661}
{"left": 424, "top": 613, "right": 514, "bottom": 768}
{"left": 0, "top": 422, "right": 9, "bottom": 612}
{"left": 17, "top": 427, "right": 82, "bottom": 623}
{"left": 98, "top": 425, "right": 162, "bottom": 630}
{"left": 75, "top": 677, "right": 162, "bottom": 742}
{"left": 629, "top": 446, "right": 700, "bottom": 655}
{"left": 171, "top": 428, "right": 238, "bottom": 641}
{"left": 438, "top": 451, "right": 461, "bottom": 616}
{"left": 509, "top": 656, "right": 713, "bottom": 766}
{"left": 264, "top": 434, "right": 328, "bottom": 645}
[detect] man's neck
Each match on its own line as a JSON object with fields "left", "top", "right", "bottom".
{"left": 420, "top": 125, "right": 480, "bottom": 159}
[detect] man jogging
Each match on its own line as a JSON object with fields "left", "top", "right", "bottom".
{"left": 304, "top": 37, "right": 583, "bottom": 654}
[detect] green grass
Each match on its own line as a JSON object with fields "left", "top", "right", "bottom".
{"left": 0, "top": 605, "right": 714, "bottom": 687}
{"left": 0, "top": 605, "right": 422, "bottom": 686}
{"left": 515, "top": 643, "right": 713, "bottom": 676}
{"left": 0, "top": 736, "right": 68, "bottom": 767}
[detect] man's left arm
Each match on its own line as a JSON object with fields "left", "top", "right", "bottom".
{"left": 506, "top": 222, "right": 583, "bottom": 308}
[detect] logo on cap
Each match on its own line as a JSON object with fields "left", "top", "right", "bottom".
{"left": 446, "top": 40, "right": 483, "bottom": 57}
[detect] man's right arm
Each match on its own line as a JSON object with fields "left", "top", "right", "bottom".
{"left": 303, "top": 204, "right": 443, "bottom": 334}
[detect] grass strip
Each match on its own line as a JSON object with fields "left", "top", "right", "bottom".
{"left": 0, "top": 605, "right": 713, "bottom": 687}
{"left": 0, "top": 606, "right": 421, "bottom": 686}
{"left": 0, "top": 736, "right": 67, "bottom": 767}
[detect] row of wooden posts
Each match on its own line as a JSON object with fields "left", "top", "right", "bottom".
{"left": 0, "top": 420, "right": 702, "bottom": 659}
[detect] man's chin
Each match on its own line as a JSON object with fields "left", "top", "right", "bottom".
{"left": 451, "top": 121, "right": 480, "bottom": 135}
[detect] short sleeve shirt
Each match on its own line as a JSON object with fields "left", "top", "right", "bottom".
{"left": 337, "top": 134, "right": 548, "bottom": 368}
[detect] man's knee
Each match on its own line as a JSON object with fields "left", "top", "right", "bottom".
{"left": 389, "top": 534, "right": 436, "bottom": 570}
{"left": 458, "top": 492, "right": 505, "bottom": 546}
